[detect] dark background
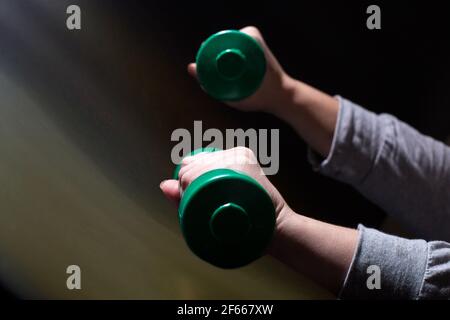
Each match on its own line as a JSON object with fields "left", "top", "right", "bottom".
{"left": 0, "top": 0, "right": 449, "bottom": 298}
{"left": 146, "top": 0, "right": 450, "bottom": 139}
{"left": 141, "top": 0, "right": 450, "bottom": 225}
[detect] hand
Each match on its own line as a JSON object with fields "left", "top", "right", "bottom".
{"left": 188, "top": 26, "right": 295, "bottom": 114}
{"left": 160, "top": 147, "right": 358, "bottom": 294}
{"left": 160, "top": 147, "right": 292, "bottom": 224}
{"left": 177, "top": 28, "right": 356, "bottom": 293}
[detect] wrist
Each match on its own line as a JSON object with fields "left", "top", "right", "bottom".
{"left": 275, "top": 205, "right": 297, "bottom": 234}
{"left": 269, "top": 75, "right": 306, "bottom": 120}
{"left": 268, "top": 205, "right": 307, "bottom": 254}
{"left": 267, "top": 75, "right": 339, "bottom": 157}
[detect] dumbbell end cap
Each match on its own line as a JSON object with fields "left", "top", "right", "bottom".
{"left": 209, "top": 202, "right": 250, "bottom": 243}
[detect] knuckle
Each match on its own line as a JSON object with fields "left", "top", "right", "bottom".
{"left": 242, "top": 147, "right": 256, "bottom": 159}
{"left": 178, "top": 166, "right": 188, "bottom": 179}
{"left": 242, "top": 25, "right": 259, "bottom": 35}
{"left": 180, "top": 172, "right": 192, "bottom": 190}
{"left": 235, "top": 146, "right": 251, "bottom": 154}
{"left": 241, "top": 26, "right": 262, "bottom": 41}
{"left": 181, "top": 156, "right": 192, "bottom": 166}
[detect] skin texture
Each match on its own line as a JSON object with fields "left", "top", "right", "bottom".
{"left": 160, "top": 26, "right": 358, "bottom": 295}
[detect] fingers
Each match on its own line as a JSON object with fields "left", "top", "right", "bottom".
{"left": 160, "top": 148, "right": 262, "bottom": 208}
{"left": 240, "top": 26, "right": 262, "bottom": 41}
{"left": 178, "top": 152, "right": 225, "bottom": 190}
{"left": 177, "top": 148, "right": 260, "bottom": 189}
{"left": 159, "top": 179, "right": 181, "bottom": 205}
{"left": 160, "top": 152, "right": 222, "bottom": 206}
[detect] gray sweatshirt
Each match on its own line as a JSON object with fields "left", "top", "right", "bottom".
{"left": 308, "top": 97, "right": 450, "bottom": 299}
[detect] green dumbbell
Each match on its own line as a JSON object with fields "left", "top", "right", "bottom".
{"left": 174, "top": 148, "right": 276, "bottom": 268}
{"left": 196, "top": 30, "right": 266, "bottom": 101}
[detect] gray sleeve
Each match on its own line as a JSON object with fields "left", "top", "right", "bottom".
{"left": 339, "top": 225, "right": 450, "bottom": 299}
{"left": 308, "top": 97, "right": 450, "bottom": 241}
{"left": 308, "top": 97, "right": 450, "bottom": 299}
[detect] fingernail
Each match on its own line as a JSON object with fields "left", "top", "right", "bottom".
{"left": 159, "top": 180, "right": 168, "bottom": 189}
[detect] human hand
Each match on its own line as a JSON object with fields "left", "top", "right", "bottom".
{"left": 160, "top": 147, "right": 292, "bottom": 224}
{"left": 160, "top": 147, "right": 358, "bottom": 294}
{"left": 188, "top": 26, "right": 296, "bottom": 114}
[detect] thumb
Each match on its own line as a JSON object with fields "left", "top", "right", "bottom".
{"left": 187, "top": 63, "right": 197, "bottom": 78}
{"left": 160, "top": 179, "right": 181, "bottom": 205}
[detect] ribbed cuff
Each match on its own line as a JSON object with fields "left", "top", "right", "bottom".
{"left": 339, "top": 225, "right": 428, "bottom": 299}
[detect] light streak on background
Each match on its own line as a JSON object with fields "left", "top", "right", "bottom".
{"left": 0, "top": 0, "right": 329, "bottom": 298}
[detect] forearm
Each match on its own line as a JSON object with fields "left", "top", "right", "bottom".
{"left": 307, "top": 97, "right": 450, "bottom": 241}
{"left": 270, "top": 207, "right": 450, "bottom": 299}
{"left": 272, "top": 77, "right": 339, "bottom": 158}
{"left": 268, "top": 206, "right": 358, "bottom": 295}
{"left": 272, "top": 77, "right": 450, "bottom": 240}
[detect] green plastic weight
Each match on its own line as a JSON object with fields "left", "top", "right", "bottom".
{"left": 174, "top": 148, "right": 276, "bottom": 268}
{"left": 196, "top": 30, "right": 266, "bottom": 101}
